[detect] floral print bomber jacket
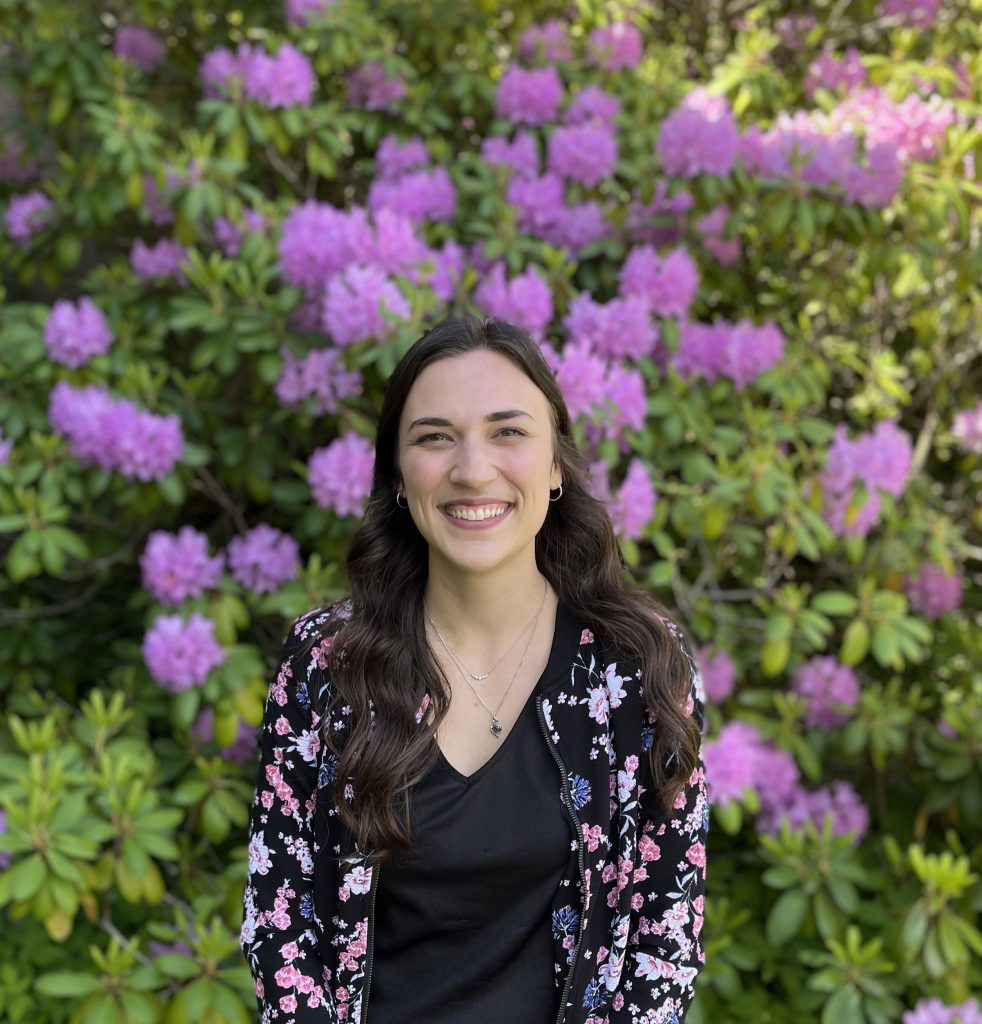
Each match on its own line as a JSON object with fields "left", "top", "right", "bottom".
{"left": 241, "top": 598, "right": 709, "bottom": 1024}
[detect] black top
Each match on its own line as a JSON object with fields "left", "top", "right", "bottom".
{"left": 367, "top": 603, "right": 582, "bottom": 1024}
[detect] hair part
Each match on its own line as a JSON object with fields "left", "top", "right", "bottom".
{"left": 319, "top": 314, "right": 700, "bottom": 860}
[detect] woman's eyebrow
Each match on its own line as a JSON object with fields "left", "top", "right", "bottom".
{"left": 408, "top": 409, "right": 535, "bottom": 430}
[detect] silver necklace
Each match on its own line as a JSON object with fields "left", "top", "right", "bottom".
{"left": 426, "top": 579, "right": 548, "bottom": 738}
{"left": 425, "top": 585, "right": 544, "bottom": 681}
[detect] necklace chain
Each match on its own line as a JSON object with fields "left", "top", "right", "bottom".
{"left": 425, "top": 579, "right": 548, "bottom": 739}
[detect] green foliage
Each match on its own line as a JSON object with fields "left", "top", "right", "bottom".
{"left": 0, "top": 0, "right": 980, "bottom": 1020}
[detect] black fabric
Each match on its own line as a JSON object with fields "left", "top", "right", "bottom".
{"left": 367, "top": 603, "right": 583, "bottom": 1024}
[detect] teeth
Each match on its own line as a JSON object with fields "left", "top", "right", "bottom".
{"left": 445, "top": 505, "right": 509, "bottom": 521}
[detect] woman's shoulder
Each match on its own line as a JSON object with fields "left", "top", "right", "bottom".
{"left": 288, "top": 595, "right": 354, "bottom": 646}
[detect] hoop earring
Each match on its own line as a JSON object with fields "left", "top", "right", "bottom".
{"left": 395, "top": 492, "right": 408, "bottom": 508}
{"left": 548, "top": 484, "right": 563, "bottom": 502}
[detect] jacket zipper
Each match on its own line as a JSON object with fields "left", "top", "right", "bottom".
{"left": 536, "top": 695, "right": 587, "bottom": 1024}
{"left": 360, "top": 858, "right": 380, "bottom": 1024}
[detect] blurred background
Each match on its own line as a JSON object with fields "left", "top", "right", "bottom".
{"left": 0, "top": 1, "right": 979, "bottom": 1022}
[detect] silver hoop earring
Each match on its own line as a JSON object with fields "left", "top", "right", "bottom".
{"left": 548, "top": 484, "right": 563, "bottom": 502}
{"left": 395, "top": 493, "right": 408, "bottom": 508}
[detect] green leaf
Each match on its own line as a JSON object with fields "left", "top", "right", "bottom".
{"left": 766, "top": 887, "right": 808, "bottom": 945}
{"left": 35, "top": 971, "right": 102, "bottom": 998}
{"left": 8, "top": 853, "right": 46, "bottom": 900}
{"left": 822, "top": 985, "right": 863, "bottom": 1024}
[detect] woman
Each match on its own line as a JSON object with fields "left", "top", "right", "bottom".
{"left": 241, "top": 316, "right": 708, "bottom": 1024}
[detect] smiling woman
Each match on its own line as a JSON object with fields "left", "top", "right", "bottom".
{"left": 241, "top": 315, "right": 707, "bottom": 1024}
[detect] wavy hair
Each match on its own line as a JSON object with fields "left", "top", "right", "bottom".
{"left": 319, "top": 315, "right": 699, "bottom": 860}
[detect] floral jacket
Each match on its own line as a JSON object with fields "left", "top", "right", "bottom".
{"left": 241, "top": 598, "right": 708, "bottom": 1024}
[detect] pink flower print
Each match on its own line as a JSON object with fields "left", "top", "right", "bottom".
{"left": 597, "top": 945, "right": 609, "bottom": 964}
{"left": 631, "top": 891, "right": 644, "bottom": 910}
{"left": 343, "top": 865, "right": 372, "bottom": 894}
{"left": 604, "top": 664, "right": 626, "bottom": 708}
{"left": 613, "top": 992, "right": 624, "bottom": 1011}
{"left": 636, "top": 953, "right": 676, "bottom": 980}
{"left": 563, "top": 934, "right": 577, "bottom": 950}
{"left": 307, "top": 987, "right": 324, "bottom": 1007}
{"left": 633, "top": 865, "right": 648, "bottom": 884}
{"left": 280, "top": 941, "right": 299, "bottom": 962}
{"left": 271, "top": 907, "right": 292, "bottom": 929}
{"left": 271, "top": 680, "right": 288, "bottom": 706}
{"left": 617, "top": 768, "right": 635, "bottom": 802}
{"left": 694, "top": 912, "right": 704, "bottom": 938}
{"left": 261, "top": 790, "right": 274, "bottom": 809}
{"left": 275, "top": 715, "right": 291, "bottom": 735}
{"left": 686, "top": 841, "right": 706, "bottom": 867}
{"left": 275, "top": 965, "right": 300, "bottom": 988}
{"left": 580, "top": 627, "right": 594, "bottom": 644}
{"left": 296, "top": 973, "right": 315, "bottom": 993}
{"left": 296, "top": 729, "right": 320, "bottom": 762}
{"left": 582, "top": 823, "right": 604, "bottom": 851}
{"left": 693, "top": 894, "right": 705, "bottom": 913}
{"left": 602, "top": 862, "right": 617, "bottom": 883}
{"left": 638, "top": 835, "right": 661, "bottom": 862}
{"left": 663, "top": 904, "right": 690, "bottom": 929}
{"left": 587, "top": 686, "right": 610, "bottom": 724}
{"left": 279, "top": 995, "right": 298, "bottom": 1012}
{"left": 624, "top": 754, "right": 639, "bottom": 773}
{"left": 248, "top": 834, "right": 272, "bottom": 875}
{"left": 414, "top": 692, "right": 431, "bottom": 724}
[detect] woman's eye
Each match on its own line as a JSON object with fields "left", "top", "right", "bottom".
{"left": 416, "top": 428, "right": 525, "bottom": 443}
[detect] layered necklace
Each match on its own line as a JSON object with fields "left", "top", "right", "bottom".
{"left": 425, "top": 578, "right": 549, "bottom": 738}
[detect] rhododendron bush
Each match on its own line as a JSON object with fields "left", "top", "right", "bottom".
{"left": 1, "top": 0, "right": 980, "bottom": 1020}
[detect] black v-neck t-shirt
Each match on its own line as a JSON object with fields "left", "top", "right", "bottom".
{"left": 367, "top": 602, "right": 582, "bottom": 1024}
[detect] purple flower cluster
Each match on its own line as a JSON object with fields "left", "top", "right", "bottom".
{"left": 903, "top": 998, "right": 982, "bottom": 1024}
{"left": 191, "top": 707, "right": 258, "bottom": 763}
{"left": 323, "top": 264, "right": 411, "bottom": 347}
{"left": 563, "top": 293, "right": 658, "bottom": 360}
{"left": 495, "top": 66, "right": 564, "bottom": 126}
{"left": 792, "top": 655, "right": 861, "bottom": 728}
{"left": 227, "top": 523, "right": 301, "bottom": 594}
{"left": 113, "top": 26, "right": 166, "bottom": 72}
{"left": 481, "top": 132, "right": 540, "bottom": 178}
{"left": 586, "top": 22, "right": 644, "bottom": 71}
{"left": 141, "top": 167, "right": 184, "bottom": 227}
{"left": 0, "top": 809, "right": 9, "bottom": 869}
{"left": 49, "top": 382, "right": 184, "bottom": 482}
{"left": 285, "top": 0, "right": 337, "bottom": 27}
{"left": 505, "top": 172, "right": 610, "bottom": 254}
{"left": 0, "top": 427, "right": 12, "bottom": 466}
{"left": 564, "top": 86, "right": 621, "bottom": 128}
{"left": 904, "top": 563, "right": 964, "bottom": 619}
{"left": 542, "top": 340, "right": 645, "bottom": 445}
{"left": 140, "top": 526, "right": 225, "bottom": 606}
{"left": 43, "top": 297, "right": 113, "bottom": 368}
{"left": 952, "top": 399, "right": 982, "bottom": 454}
{"left": 832, "top": 86, "right": 958, "bottom": 163}
{"left": 201, "top": 42, "right": 316, "bottom": 108}
{"left": 367, "top": 164, "right": 456, "bottom": 224}
{"left": 657, "top": 88, "right": 740, "bottom": 178}
{"left": 620, "top": 244, "right": 700, "bottom": 319}
{"left": 804, "top": 46, "right": 868, "bottom": 102}
{"left": 213, "top": 208, "right": 266, "bottom": 257}
{"left": 695, "top": 644, "right": 736, "bottom": 702}
{"left": 474, "top": 263, "right": 553, "bottom": 339}
{"left": 876, "top": 0, "right": 940, "bottom": 28}
{"left": 518, "top": 20, "right": 572, "bottom": 65}
{"left": 759, "top": 779, "right": 870, "bottom": 844}
{"left": 375, "top": 134, "right": 429, "bottom": 178}
{"left": 308, "top": 432, "right": 375, "bottom": 517}
{"left": 346, "top": 62, "right": 406, "bottom": 112}
{"left": 775, "top": 14, "right": 817, "bottom": 49}
{"left": 817, "top": 420, "right": 912, "bottom": 537}
{"left": 131, "top": 238, "right": 188, "bottom": 281}
{"left": 696, "top": 206, "right": 741, "bottom": 265}
{"left": 5, "top": 190, "right": 54, "bottom": 242}
{"left": 142, "top": 612, "right": 226, "bottom": 692}
{"left": 704, "top": 721, "right": 869, "bottom": 842}
{"left": 274, "top": 344, "right": 362, "bottom": 415}
{"left": 547, "top": 121, "right": 618, "bottom": 186}
{"left": 606, "top": 458, "right": 658, "bottom": 540}
{"left": 672, "top": 317, "right": 785, "bottom": 390}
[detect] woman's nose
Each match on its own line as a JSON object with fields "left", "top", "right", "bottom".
{"left": 449, "top": 438, "right": 496, "bottom": 482}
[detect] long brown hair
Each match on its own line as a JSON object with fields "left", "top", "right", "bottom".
{"left": 320, "top": 315, "right": 699, "bottom": 860}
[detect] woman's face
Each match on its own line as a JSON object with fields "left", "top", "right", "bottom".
{"left": 396, "top": 350, "right": 562, "bottom": 578}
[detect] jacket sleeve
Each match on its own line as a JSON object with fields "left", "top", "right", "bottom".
{"left": 240, "top": 609, "right": 337, "bottom": 1022}
{"left": 611, "top": 627, "right": 708, "bottom": 1024}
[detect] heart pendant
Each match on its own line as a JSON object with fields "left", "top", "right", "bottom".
{"left": 490, "top": 717, "right": 502, "bottom": 738}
